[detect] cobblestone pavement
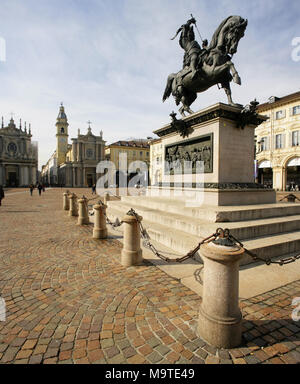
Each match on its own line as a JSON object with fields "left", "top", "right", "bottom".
{"left": 0, "top": 188, "right": 299, "bottom": 364}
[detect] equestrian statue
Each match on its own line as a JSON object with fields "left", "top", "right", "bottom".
{"left": 163, "top": 15, "right": 248, "bottom": 117}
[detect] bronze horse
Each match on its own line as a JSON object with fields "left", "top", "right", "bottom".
{"left": 163, "top": 16, "right": 248, "bottom": 116}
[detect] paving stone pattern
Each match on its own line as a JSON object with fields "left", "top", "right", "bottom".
{"left": 0, "top": 188, "right": 299, "bottom": 364}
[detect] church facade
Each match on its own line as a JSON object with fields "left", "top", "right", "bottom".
{"left": 0, "top": 117, "right": 38, "bottom": 187}
{"left": 41, "top": 104, "right": 106, "bottom": 187}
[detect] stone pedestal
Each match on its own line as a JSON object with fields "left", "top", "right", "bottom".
{"left": 93, "top": 204, "right": 108, "bottom": 239}
{"left": 197, "top": 241, "right": 244, "bottom": 349}
{"left": 78, "top": 198, "right": 89, "bottom": 225}
{"left": 121, "top": 213, "right": 143, "bottom": 267}
{"left": 69, "top": 194, "right": 78, "bottom": 217}
{"left": 150, "top": 103, "right": 276, "bottom": 206}
{"left": 63, "top": 193, "right": 70, "bottom": 211}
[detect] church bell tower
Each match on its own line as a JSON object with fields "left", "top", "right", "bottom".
{"left": 56, "top": 103, "right": 69, "bottom": 166}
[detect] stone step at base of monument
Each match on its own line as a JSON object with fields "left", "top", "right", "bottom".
{"left": 107, "top": 200, "right": 300, "bottom": 241}
{"left": 106, "top": 204, "right": 300, "bottom": 266}
{"left": 119, "top": 195, "right": 300, "bottom": 223}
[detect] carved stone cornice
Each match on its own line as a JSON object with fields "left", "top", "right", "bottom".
{"left": 154, "top": 103, "right": 267, "bottom": 138}
{"left": 156, "top": 182, "right": 267, "bottom": 190}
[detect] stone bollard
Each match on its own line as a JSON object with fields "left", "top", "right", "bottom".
{"left": 63, "top": 192, "right": 70, "bottom": 211}
{"left": 93, "top": 204, "right": 108, "bottom": 239}
{"left": 121, "top": 212, "right": 143, "bottom": 267}
{"left": 78, "top": 197, "right": 89, "bottom": 225}
{"left": 68, "top": 194, "right": 78, "bottom": 217}
{"left": 197, "top": 233, "right": 244, "bottom": 349}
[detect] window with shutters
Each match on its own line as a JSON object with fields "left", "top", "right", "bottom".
{"left": 292, "top": 131, "right": 300, "bottom": 147}
{"left": 275, "top": 134, "right": 284, "bottom": 149}
{"left": 292, "top": 106, "right": 300, "bottom": 116}
{"left": 261, "top": 137, "right": 268, "bottom": 151}
{"left": 276, "top": 110, "right": 285, "bottom": 120}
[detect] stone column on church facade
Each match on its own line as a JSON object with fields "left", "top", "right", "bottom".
{"left": 72, "top": 167, "right": 76, "bottom": 187}
{"left": 19, "top": 166, "right": 24, "bottom": 186}
{"left": 20, "top": 166, "right": 24, "bottom": 186}
{"left": 28, "top": 166, "right": 32, "bottom": 185}
{"left": 72, "top": 141, "right": 77, "bottom": 162}
{"left": 78, "top": 142, "right": 82, "bottom": 162}
{"left": 0, "top": 165, "right": 4, "bottom": 186}
{"left": 79, "top": 167, "right": 84, "bottom": 187}
{"left": 24, "top": 166, "right": 29, "bottom": 186}
{"left": 78, "top": 143, "right": 81, "bottom": 161}
{"left": 83, "top": 167, "right": 86, "bottom": 186}
{"left": 3, "top": 165, "right": 7, "bottom": 186}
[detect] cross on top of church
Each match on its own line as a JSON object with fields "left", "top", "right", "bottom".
{"left": 10, "top": 112, "right": 15, "bottom": 120}
{"left": 87, "top": 120, "right": 92, "bottom": 128}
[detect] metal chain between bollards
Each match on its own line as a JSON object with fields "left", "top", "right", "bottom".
{"left": 97, "top": 199, "right": 124, "bottom": 228}
{"left": 217, "top": 228, "right": 300, "bottom": 266}
{"left": 125, "top": 208, "right": 218, "bottom": 263}
{"left": 95, "top": 205, "right": 300, "bottom": 267}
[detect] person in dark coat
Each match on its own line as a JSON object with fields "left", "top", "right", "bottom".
{"left": 0, "top": 186, "right": 4, "bottom": 206}
{"left": 38, "top": 184, "right": 43, "bottom": 196}
{"left": 30, "top": 184, "right": 34, "bottom": 196}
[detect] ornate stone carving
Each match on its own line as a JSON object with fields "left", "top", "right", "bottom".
{"left": 169, "top": 111, "right": 194, "bottom": 138}
{"left": 156, "top": 182, "right": 266, "bottom": 190}
{"left": 236, "top": 99, "right": 261, "bottom": 129}
{"left": 165, "top": 134, "right": 213, "bottom": 174}
{"left": 156, "top": 105, "right": 267, "bottom": 138}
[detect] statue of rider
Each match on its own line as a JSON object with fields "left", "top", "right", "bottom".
{"left": 172, "top": 17, "right": 202, "bottom": 79}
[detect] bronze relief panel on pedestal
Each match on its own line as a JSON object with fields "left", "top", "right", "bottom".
{"left": 165, "top": 133, "right": 213, "bottom": 175}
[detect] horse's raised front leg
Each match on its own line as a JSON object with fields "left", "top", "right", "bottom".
{"left": 227, "top": 61, "right": 241, "bottom": 85}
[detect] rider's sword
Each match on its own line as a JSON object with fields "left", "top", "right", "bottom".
{"left": 191, "top": 14, "right": 203, "bottom": 43}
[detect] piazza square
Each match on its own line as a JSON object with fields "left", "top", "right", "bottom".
{"left": 0, "top": 0, "right": 300, "bottom": 373}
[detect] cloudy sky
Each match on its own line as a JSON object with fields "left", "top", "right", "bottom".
{"left": 0, "top": 0, "right": 299, "bottom": 169}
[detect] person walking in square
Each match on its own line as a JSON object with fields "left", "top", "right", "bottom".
{"left": 38, "top": 184, "right": 43, "bottom": 196}
{"left": 0, "top": 186, "right": 4, "bottom": 206}
{"left": 92, "top": 184, "right": 96, "bottom": 195}
{"left": 30, "top": 184, "right": 34, "bottom": 196}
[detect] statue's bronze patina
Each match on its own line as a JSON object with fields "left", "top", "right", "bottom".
{"left": 163, "top": 15, "right": 248, "bottom": 116}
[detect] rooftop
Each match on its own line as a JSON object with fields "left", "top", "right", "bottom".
{"left": 258, "top": 91, "right": 300, "bottom": 111}
{"left": 108, "top": 140, "right": 150, "bottom": 149}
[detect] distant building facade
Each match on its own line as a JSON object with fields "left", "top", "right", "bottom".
{"left": 41, "top": 104, "right": 106, "bottom": 187}
{"left": 256, "top": 91, "right": 300, "bottom": 191}
{"left": 149, "top": 138, "right": 163, "bottom": 186}
{"left": 105, "top": 140, "right": 150, "bottom": 187}
{"left": 41, "top": 152, "right": 58, "bottom": 186}
{"left": 0, "top": 117, "right": 38, "bottom": 187}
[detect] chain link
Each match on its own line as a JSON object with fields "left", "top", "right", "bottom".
{"left": 96, "top": 199, "right": 123, "bottom": 228}
{"left": 126, "top": 209, "right": 218, "bottom": 263}
{"left": 89, "top": 203, "right": 300, "bottom": 267}
{"left": 227, "top": 232, "right": 300, "bottom": 266}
